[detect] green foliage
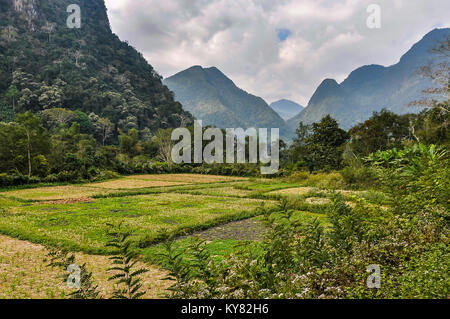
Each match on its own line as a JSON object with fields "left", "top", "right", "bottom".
{"left": 106, "top": 223, "right": 148, "bottom": 299}
{"left": 162, "top": 150, "right": 449, "bottom": 298}
{"left": 412, "top": 104, "right": 450, "bottom": 145}
{"left": 0, "top": 0, "right": 192, "bottom": 137}
{"left": 349, "top": 109, "right": 412, "bottom": 156}
{"left": 0, "top": 100, "right": 14, "bottom": 122}
{"left": 289, "top": 115, "right": 349, "bottom": 172}
{"left": 0, "top": 112, "right": 51, "bottom": 177}
{"left": 340, "top": 166, "right": 377, "bottom": 189}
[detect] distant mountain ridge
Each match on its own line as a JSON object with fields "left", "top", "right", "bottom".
{"left": 164, "top": 66, "right": 288, "bottom": 136}
{"left": 287, "top": 28, "right": 450, "bottom": 132}
{"left": 270, "top": 99, "right": 304, "bottom": 120}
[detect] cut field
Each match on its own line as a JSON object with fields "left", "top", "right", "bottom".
{"left": 0, "top": 235, "right": 168, "bottom": 299}
{"left": 2, "top": 174, "right": 249, "bottom": 201}
{"left": 1, "top": 186, "right": 115, "bottom": 201}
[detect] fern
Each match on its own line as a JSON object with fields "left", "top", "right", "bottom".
{"left": 46, "top": 249, "right": 101, "bottom": 299}
{"left": 106, "top": 223, "right": 148, "bottom": 299}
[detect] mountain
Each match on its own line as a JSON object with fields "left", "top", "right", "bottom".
{"left": 164, "top": 66, "right": 288, "bottom": 136}
{"left": 0, "top": 0, "right": 192, "bottom": 132}
{"left": 287, "top": 28, "right": 450, "bottom": 132}
{"left": 270, "top": 99, "right": 304, "bottom": 120}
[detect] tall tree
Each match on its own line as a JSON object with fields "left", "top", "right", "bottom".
{"left": 291, "top": 115, "right": 349, "bottom": 172}
{"left": 348, "top": 109, "right": 411, "bottom": 156}
{"left": 5, "top": 85, "right": 18, "bottom": 112}
{"left": 15, "top": 112, "right": 51, "bottom": 177}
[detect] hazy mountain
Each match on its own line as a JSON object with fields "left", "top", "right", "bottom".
{"left": 164, "top": 66, "right": 288, "bottom": 136}
{"left": 287, "top": 28, "right": 450, "bottom": 132}
{"left": 0, "top": 0, "right": 192, "bottom": 131}
{"left": 270, "top": 99, "right": 304, "bottom": 120}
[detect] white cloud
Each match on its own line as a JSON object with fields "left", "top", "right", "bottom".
{"left": 104, "top": 0, "right": 450, "bottom": 105}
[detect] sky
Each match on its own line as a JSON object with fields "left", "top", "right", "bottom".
{"left": 104, "top": 0, "right": 450, "bottom": 106}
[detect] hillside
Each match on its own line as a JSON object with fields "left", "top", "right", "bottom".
{"left": 287, "top": 28, "right": 450, "bottom": 131}
{"left": 270, "top": 99, "right": 304, "bottom": 120}
{"left": 164, "top": 66, "right": 288, "bottom": 136}
{"left": 0, "top": 0, "right": 192, "bottom": 133}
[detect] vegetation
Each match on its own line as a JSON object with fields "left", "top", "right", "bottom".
{"left": 0, "top": 0, "right": 192, "bottom": 145}
{"left": 106, "top": 223, "right": 149, "bottom": 299}
{"left": 161, "top": 149, "right": 449, "bottom": 299}
{"left": 0, "top": 0, "right": 448, "bottom": 301}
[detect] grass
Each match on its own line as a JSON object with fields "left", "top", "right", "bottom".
{"left": 84, "top": 179, "right": 189, "bottom": 189}
{"left": 143, "top": 238, "right": 246, "bottom": 267}
{"left": 1, "top": 186, "right": 116, "bottom": 201}
{"left": 0, "top": 193, "right": 274, "bottom": 254}
{"left": 0, "top": 234, "right": 168, "bottom": 299}
{"left": 123, "top": 173, "right": 247, "bottom": 183}
{"left": 0, "top": 172, "right": 388, "bottom": 299}
{"left": 174, "top": 186, "right": 253, "bottom": 198}
{"left": 235, "top": 180, "right": 301, "bottom": 193}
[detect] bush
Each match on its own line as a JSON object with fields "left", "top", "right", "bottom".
{"left": 91, "top": 170, "right": 120, "bottom": 182}
{"left": 32, "top": 155, "right": 50, "bottom": 178}
{"left": 340, "top": 166, "right": 377, "bottom": 189}
{"left": 285, "top": 171, "right": 345, "bottom": 189}
{"left": 0, "top": 173, "right": 32, "bottom": 187}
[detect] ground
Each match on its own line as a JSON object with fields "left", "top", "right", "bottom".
{"left": 0, "top": 173, "right": 388, "bottom": 299}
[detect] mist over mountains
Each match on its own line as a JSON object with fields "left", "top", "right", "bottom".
{"left": 287, "top": 28, "right": 450, "bottom": 131}
{"left": 270, "top": 99, "right": 304, "bottom": 121}
{"left": 166, "top": 28, "right": 449, "bottom": 139}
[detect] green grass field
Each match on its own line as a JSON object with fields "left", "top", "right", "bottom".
{"left": 0, "top": 173, "right": 386, "bottom": 297}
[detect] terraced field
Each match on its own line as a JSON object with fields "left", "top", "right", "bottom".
{"left": 0, "top": 173, "right": 387, "bottom": 298}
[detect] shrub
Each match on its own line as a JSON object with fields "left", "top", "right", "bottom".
{"left": 91, "top": 170, "right": 120, "bottom": 182}
{"left": 340, "top": 166, "right": 377, "bottom": 189}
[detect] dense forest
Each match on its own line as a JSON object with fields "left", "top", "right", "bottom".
{"left": 0, "top": 0, "right": 192, "bottom": 142}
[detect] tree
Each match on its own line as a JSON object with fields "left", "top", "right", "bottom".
{"left": 0, "top": 101, "right": 14, "bottom": 123}
{"left": 15, "top": 112, "right": 51, "bottom": 177}
{"left": 348, "top": 109, "right": 411, "bottom": 156}
{"left": 410, "top": 35, "right": 449, "bottom": 114}
{"left": 153, "top": 128, "right": 174, "bottom": 166}
{"left": 288, "top": 122, "right": 312, "bottom": 168}
{"left": 42, "top": 21, "right": 56, "bottom": 43}
{"left": 1, "top": 25, "right": 18, "bottom": 42}
{"left": 38, "top": 83, "right": 64, "bottom": 109}
{"left": 74, "top": 111, "right": 94, "bottom": 134}
{"left": 96, "top": 117, "right": 115, "bottom": 146}
{"left": 5, "top": 85, "right": 18, "bottom": 112}
{"left": 119, "top": 128, "right": 141, "bottom": 158}
{"left": 41, "top": 108, "right": 76, "bottom": 129}
{"left": 301, "top": 115, "right": 349, "bottom": 171}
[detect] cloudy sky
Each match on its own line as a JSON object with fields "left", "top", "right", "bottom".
{"left": 104, "top": 0, "right": 450, "bottom": 106}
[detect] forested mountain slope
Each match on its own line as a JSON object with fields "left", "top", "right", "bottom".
{"left": 0, "top": 0, "right": 192, "bottom": 133}
{"left": 164, "top": 66, "right": 288, "bottom": 136}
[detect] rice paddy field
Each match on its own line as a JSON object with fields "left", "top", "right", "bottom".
{"left": 0, "top": 173, "right": 387, "bottom": 299}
